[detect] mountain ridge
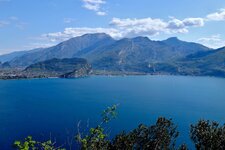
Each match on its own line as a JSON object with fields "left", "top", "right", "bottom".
{"left": 9, "top": 33, "right": 114, "bottom": 67}
{"left": 1, "top": 33, "right": 211, "bottom": 68}
{"left": 2, "top": 33, "right": 225, "bottom": 78}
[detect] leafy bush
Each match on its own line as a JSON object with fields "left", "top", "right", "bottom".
{"left": 13, "top": 136, "right": 65, "bottom": 150}
{"left": 110, "top": 117, "right": 184, "bottom": 150}
{"left": 191, "top": 120, "right": 225, "bottom": 150}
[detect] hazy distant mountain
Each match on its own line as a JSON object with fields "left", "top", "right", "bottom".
{"left": 10, "top": 33, "right": 114, "bottom": 67}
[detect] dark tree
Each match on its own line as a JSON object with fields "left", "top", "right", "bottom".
{"left": 110, "top": 117, "right": 181, "bottom": 150}
{"left": 190, "top": 120, "right": 225, "bottom": 150}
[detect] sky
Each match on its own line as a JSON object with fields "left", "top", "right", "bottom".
{"left": 0, "top": 0, "right": 225, "bottom": 54}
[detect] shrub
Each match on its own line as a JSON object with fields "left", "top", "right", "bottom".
{"left": 190, "top": 120, "right": 225, "bottom": 150}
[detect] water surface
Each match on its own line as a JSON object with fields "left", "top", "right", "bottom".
{"left": 0, "top": 76, "right": 225, "bottom": 149}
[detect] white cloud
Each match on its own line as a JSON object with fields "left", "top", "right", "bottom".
{"left": 166, "top": 17, "right": 204, "bottom": 33}
{"left": 183, "top": 18, "right": 204, "bottom": 27}
{"left": 110, "top": 17, "right": 167, "bottom": 36}
{"left": 110, "top": 17, "right": 166, "bottom": 28}
{"left": 31, "top": 8, "right": 225, "bottom": 49}
{"left": 207, "top": 9, "right": 225, "bottom": 21}
{"left": 41, "top": 27, "right": 122, "bottom": 43}
{"left": 33, "top": 6, "right": 225, "bottom": 48}
{"left": 167, "top": 18, "right": 185, "bottom": 29}
{"left": 167, "top": 18, "right": 189, "bottom": 33}
{"left": 96, "top": 11, "right": 106, "bottom": 16}
{"left": 198, "top": 34, "right": 225, "bottom": 48}
{"left": 38, "top": 16, "right": 205, "bottom": 45}
{"left": 82, "top": 0, "right": 107, "bottom": 16}
{"left": 110, "top": 17, "right": 204, "bottom": 37}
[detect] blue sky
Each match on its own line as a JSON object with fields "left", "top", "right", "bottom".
{"left": 0, "top": 0, "right": 225, "bottom": 54}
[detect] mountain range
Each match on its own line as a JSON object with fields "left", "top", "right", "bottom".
{"left": 0, "top": 33, "right": 225, "bottom": 77}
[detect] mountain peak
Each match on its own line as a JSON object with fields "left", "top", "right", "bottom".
{"left": 65, "top": 33, "right": 113, "bottom": 44}
{"left": 165, "top": 37, "right": 180, "bottom": 41}
{"left": 133, "top": 36, "right": 150, "bottom": 41}
{"left": 162, "top": 37, "right": 185, "bottom": 46}
{"left": 60, "top": 33, "right": 114, "bottom": 48}
{"left": 81, "top": 33, "right": 112, "bottom": 39}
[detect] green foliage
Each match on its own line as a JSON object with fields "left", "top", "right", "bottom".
{"left": 190, "top": 120, "right": 225, "bottom": 150}
{"left": 77, "top": 116, "right": 188, "bottom": 150}
{"left": 101, "top": 104, "right": 118, "bottom": 124}
{"left": 13, "top": 136, "right": 36, "bottom": 150}
{"left": 111, "top": 117, "right": 181, "bottom": 150}
{"left": 13, "top": 136, "right": 65, "bottom": 150}
{"left": 76, "top": 126, "right": 110, "bottom": 150}
{"left": 76, "top": 105, "right": 118, "bottom": 150}
{"left": 76, "top": 104, "right": 185, "bottom": 150}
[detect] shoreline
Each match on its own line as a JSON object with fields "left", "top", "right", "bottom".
{"left": 1, "top": 72, "right": 224, "bottom": 80}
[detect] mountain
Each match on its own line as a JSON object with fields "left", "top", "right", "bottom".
{"left": 162, "top": 37, "right": 210, "bottom": 56}
{"left": 5, "top": 33, "right": 220, "bottom": 77}
{"left": 142, "top": 46, "right": 225, "bottom": 77}
{"left": 8, "top": 34, "right": 209, "bottom": 70}
{"left": 10, "top": 33, "right": 115, "bottom": 67}
{"left": 0, "top": 62, "right": 11, "bottom": 69}
{"left": 24, "top": 58, "right": 92, "bottom": 78}
{"left": 77, "top": 36, "right": 210, "bottom": 72}
{"left": 176, "top": 46, "right": 225, "bottom": 77}
{"left": 80, "top": 37, "right": 175, "bottom": 71}
{"left": 0, "top": 51, "right": 27, "bottom": 63}
{"left": 0, "top": 48, "right": 43, "bottom": 63}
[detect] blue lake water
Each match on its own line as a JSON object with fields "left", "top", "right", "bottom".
{"left": 0, "top": 75, "right": 225, "bottom": 149}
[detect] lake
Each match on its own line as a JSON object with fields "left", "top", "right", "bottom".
{"left": 0, "top": 75, "right": 225, "bottom": 149}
